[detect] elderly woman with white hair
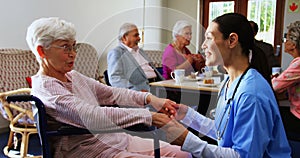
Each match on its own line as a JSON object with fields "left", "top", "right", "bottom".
{"left": 27, "top": 17, "right": 191, "bottom": 158}
{"left": 162, "top": 20, "right": 205, "bottom": 79}
{"left": 272, "top": 20, "right": 300, "bottom": 135}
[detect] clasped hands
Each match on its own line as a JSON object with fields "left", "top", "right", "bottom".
{"left": 148, "top": 94, "right": 189, "bottom": 146}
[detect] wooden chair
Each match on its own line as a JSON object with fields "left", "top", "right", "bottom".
{"left": 0, "top": 48, "right": 40, "bottom": 157}
{"left": 6, "top": 95, "right": 161, "bottom": 158}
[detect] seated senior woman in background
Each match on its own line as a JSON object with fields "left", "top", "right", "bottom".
{"left": 152, "top": 13, "right": 291, "bottom": 158}
{"left": 272, "top": 20, "right": 300, "bottom": 135}
{"left": 162, "top": 20, "right": 205, "bottom": 79}
{"left": 26, "top": 17, "right": 191, "bottom": 158}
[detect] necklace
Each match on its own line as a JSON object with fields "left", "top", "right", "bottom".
{"left": 172, "top": 42, "right": 186, "bottom": 54}
{"left": 216, "top": 66, "right": 250, "bottom": 140}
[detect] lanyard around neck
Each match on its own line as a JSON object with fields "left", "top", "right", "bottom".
{"left": 216, "top": 66, "right": 251, "bottom": 140}
{"left": 219, "top": 66, "right": 251, "bottom": 101}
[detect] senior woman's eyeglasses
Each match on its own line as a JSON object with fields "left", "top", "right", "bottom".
{"left": 282, "top": 33, "right": 297, "bottom": 43}
{"left": 48, "top": 44, "right": 79, "bottom": 53}
{"left": 282, "top": 33, "right": 288, "bottom": 43}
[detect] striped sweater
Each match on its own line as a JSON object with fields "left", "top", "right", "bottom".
{"left": 31, "top": 70, "right": 152, "bottom": 158}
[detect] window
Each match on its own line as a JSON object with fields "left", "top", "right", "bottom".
{"left": 201, "top": 0, "right": 285, "bottom": 65}
{"left": 247, "top": 0, "right": 277, "bottom": 45}
{"left": 209, "top": 1, "right": 234, "bottom": 23}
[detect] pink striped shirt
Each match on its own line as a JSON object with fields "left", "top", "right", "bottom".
{"left": 31, "top": 70, "right": 152, "bottom": 157}
{"left": 272, "top": 57, "right": 300, "bottom": 119}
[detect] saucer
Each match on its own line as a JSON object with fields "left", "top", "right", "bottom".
{"left": 196, "top": 82, "right": 220, "bottom": 87}
{"left": 184, "top": 76, "right": 204, "bottom": 81}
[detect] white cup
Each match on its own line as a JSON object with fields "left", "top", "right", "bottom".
{"left": 171, "top": 69, "right": 185, "bottom": 84}
{"left": 201, "top": 66, "right": 213, "bottom": 77}
{"left": 272, "top": 67, "right": 281, "bottom": 75}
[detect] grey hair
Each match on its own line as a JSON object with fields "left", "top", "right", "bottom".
{"left": 26, "top": 17, "right": 76, "bottom": 63}
{"left": 287, "top": 21, "right": 300, "bottom": 50}
{"left": 118, "top": 23, "right": 138, "bottom": 41}
{"left": 172, "top": 20, "right": 192, "bottom": 41}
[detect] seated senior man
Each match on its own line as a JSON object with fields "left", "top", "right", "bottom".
{"left": 107, "top": 23, "right": 164, "bottom": 92}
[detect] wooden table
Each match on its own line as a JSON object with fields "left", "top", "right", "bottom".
{"left": 150, "top": 79, "right": 220, "bottom": 116}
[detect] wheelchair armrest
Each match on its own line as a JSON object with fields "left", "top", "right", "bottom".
{"left": 54, "top": 123, "right": 156, "bottom": 136}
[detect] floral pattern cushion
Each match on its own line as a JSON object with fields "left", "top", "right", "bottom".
{"left": 144, "top": 50, "right": 163, "bottom": 68}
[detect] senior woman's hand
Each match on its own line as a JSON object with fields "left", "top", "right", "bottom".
{"left": 183, "top": 54, "right": 194, "bottom": 64}
{"left": 151, "top": 112, "right": 189, "bottom": 146}
{"left": 146, "top": 95, "right": 179, "bottom": 117}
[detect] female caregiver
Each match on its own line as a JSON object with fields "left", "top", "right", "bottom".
{"left": 152, "top": 13, "right": 291, "bottom": 158}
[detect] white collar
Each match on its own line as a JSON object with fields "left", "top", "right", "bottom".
{"left": 121, "top": 43, "right": 139, "bottom": 53}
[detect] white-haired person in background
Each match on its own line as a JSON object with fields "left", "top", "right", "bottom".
{"left": 107, "top": 23, "right": 164, "bottom": 92}
{"left": 26, "top": 17, "right": 191, "bottom": 158}
{"left": 272, "top": 20, "right": 300, "bottom": 136}
{"left": 162, "top": 20, "right": 205, "bottom": 80}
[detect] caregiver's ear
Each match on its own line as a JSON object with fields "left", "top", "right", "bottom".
{"left": 228, "top": 33, "right": 239, "bottom": 48}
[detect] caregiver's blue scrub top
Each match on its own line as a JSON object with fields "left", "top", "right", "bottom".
{"left": 181, "top": 68, "right": 291, "bottom": 158}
